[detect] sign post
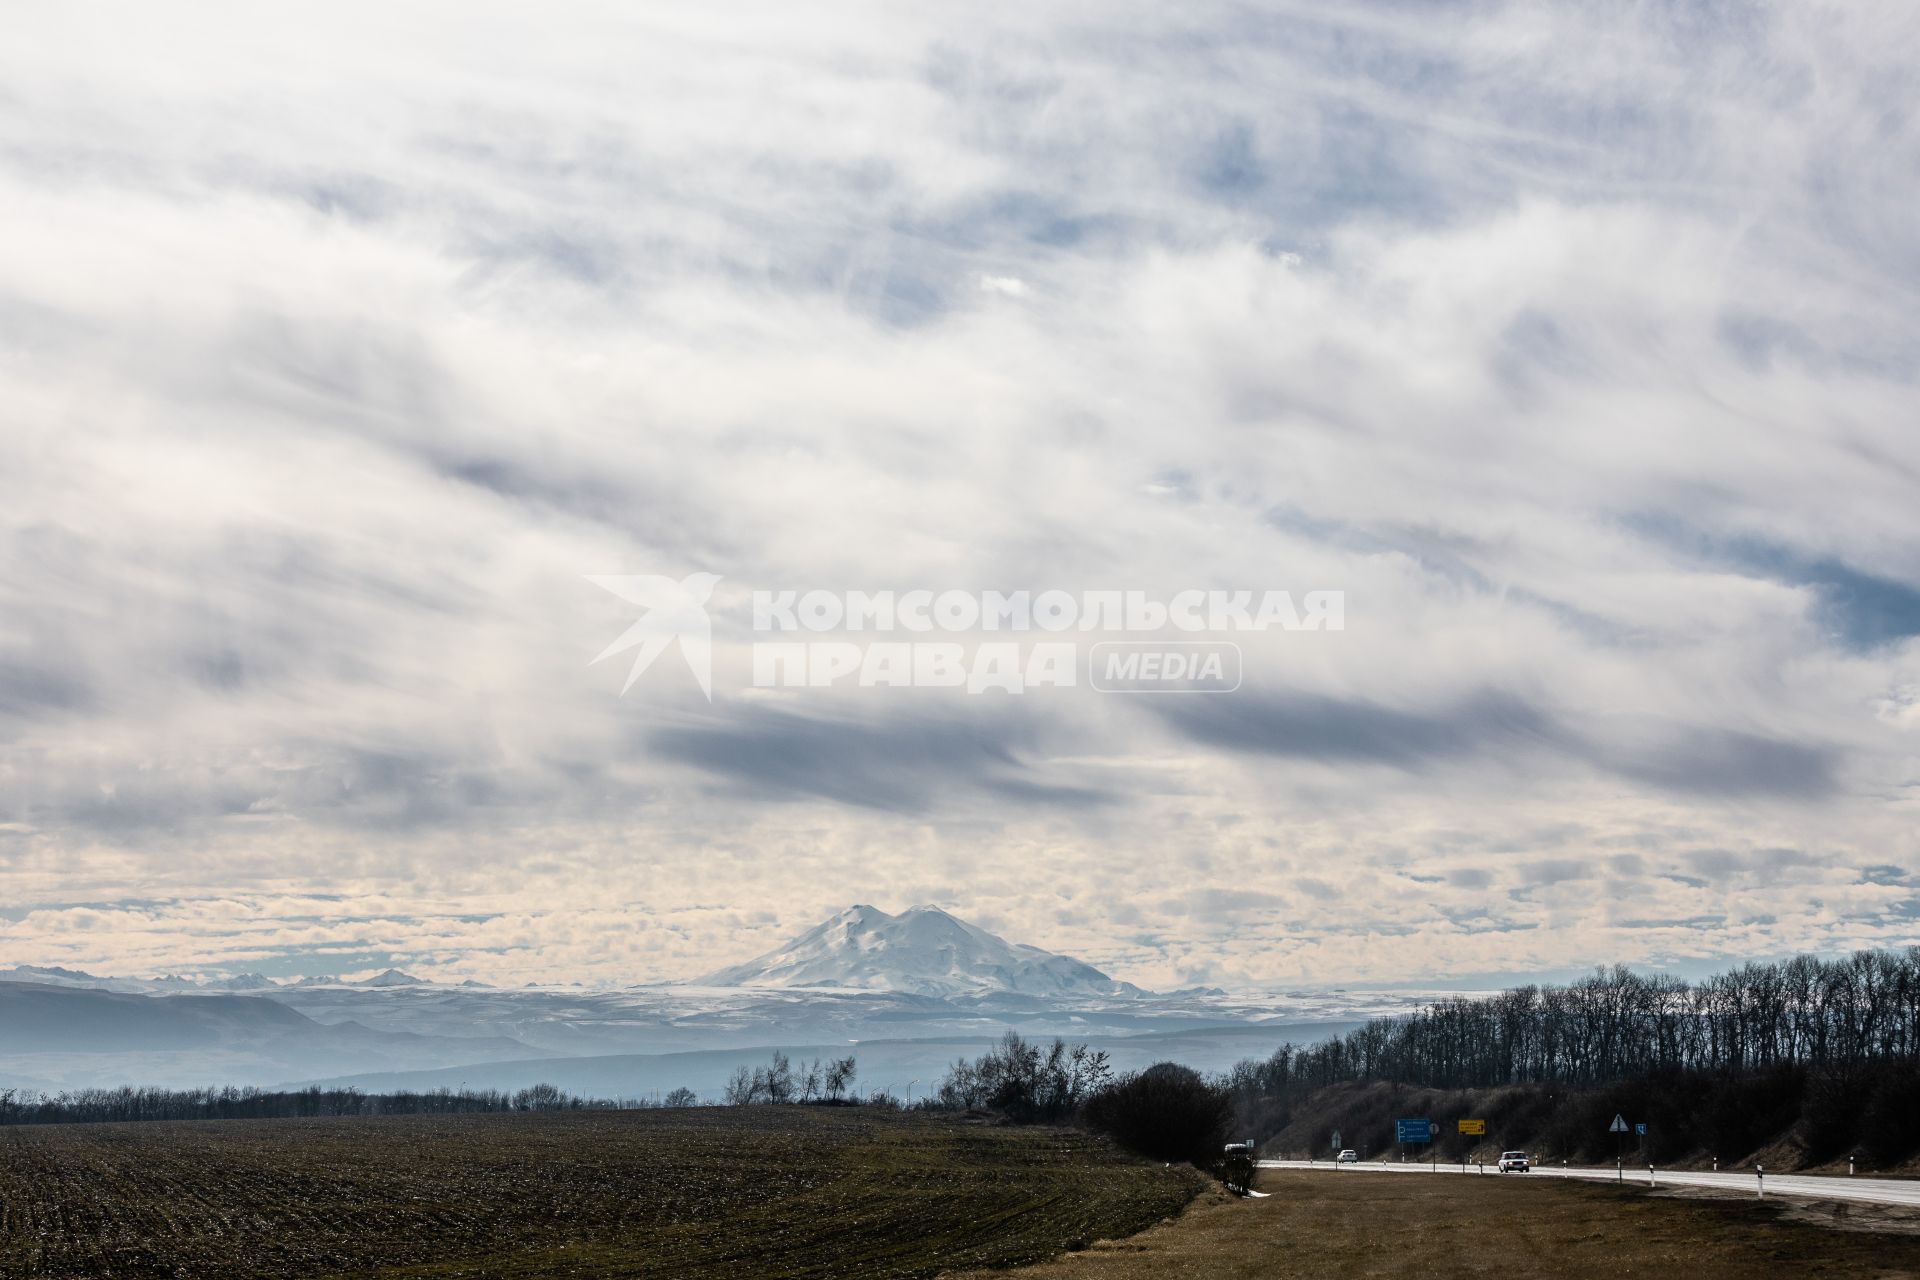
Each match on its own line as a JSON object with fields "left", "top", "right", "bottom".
{"left": 1456, "top": 1119, "right": 1484, "bottom": 1173}
{"left": 1395, "top": 1118, "right": 1431, "bottom": 1167}
{"left": 1610, "top": 1113, "right": 1629, "bottom": 1180}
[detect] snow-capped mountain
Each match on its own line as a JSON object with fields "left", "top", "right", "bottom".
{"left": 693, "top": 905, "right": 1147, "bottom": 998}
{"left": 207, "top": 973, "right": 279, "bottom": 991}
{"left": 356, "top": 968, "right": 426, "bottom": 987}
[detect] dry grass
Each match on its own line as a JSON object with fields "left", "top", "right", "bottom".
{"left": 944, "top": 1168, "right": 1920, "bottom": 1279}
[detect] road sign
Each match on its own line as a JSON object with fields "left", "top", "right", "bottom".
{"left": 1609, "top": 1114, "right": 1629, "bottom": 1134}
{"left": 1458, "top": 1119, "right": 1486, "bottom": 1135}
{"left": 1396, "top": 1119, "right": 1432, "bottom": 1144}
{"left": 1635, "top": 1123, "right": 1647, "bottom": 1136}
{"left": 1331, "top": 1131, "right": 1341, "bottom": 1149}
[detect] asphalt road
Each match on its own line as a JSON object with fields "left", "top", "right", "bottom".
{"left": 1257, "top": 1158, "right": 1920, "bottom": 1208}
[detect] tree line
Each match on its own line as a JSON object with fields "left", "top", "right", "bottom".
{"left": 1229, "top": 948, "right": 1920, "bottom": 1099}
{"left": 722, "top": 1052, "right": 859, "bottom": 1105}
{"left": 935, "top": 1032, "right": 1114, "bottom": 1122}
{"left": 927, "top": 1033, "right": 1235, "bottom": 1169}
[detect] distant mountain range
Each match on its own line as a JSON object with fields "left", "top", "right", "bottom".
{"left": 0, "top": 909, "right": 1444, "bottom": 1094}
{"left": 0, "top": 964, "right": 432, "bottom": 994}
{"left": 3, "top": 906, "right": 1141, "bottom": 1001}
{"left": 695, "top": 904, "right": 1147, "bottom": 998}
{"left": 0, "top": 980, "right": 532, "bottom": 1085}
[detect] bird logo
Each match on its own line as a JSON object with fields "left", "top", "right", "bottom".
{"left": 585, "top": 572, "right": 723, "bottom": 699}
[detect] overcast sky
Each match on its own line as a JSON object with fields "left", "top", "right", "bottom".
{"left": 2, "top": 1, "right": 1916, "bottom": 990}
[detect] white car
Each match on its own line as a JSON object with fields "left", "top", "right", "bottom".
{"left": 1337, "top": 1149, "right": 1359, "bottom": 1163}
{"left": 1497, "top": 1151, "right": 1529, "bottom": 1173}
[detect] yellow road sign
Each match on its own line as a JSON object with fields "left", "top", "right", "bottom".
{"left": 1458, "top": 1119, "right": 1486, "bottom": 1135}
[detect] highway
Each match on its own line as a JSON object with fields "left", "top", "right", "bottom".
{"left": 1257, "top": 1158, "right": 1920, "bottom": 1209}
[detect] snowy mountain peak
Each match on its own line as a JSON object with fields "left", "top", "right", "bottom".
{"left": 692, "top": 905, "right": 1146, "bottom": 998}
{"left": 0, "top": 964, "right": 103, "bottom": 985}
{"left": 358, "top": 968, "right": 426, "bottom": 987}
{"left": 210, "top": 973, "right": 279, "bottom": 991}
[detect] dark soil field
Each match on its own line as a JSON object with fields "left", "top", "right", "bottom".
{"left": 949, "top": 1168, "right": 1920, "bottom": 1279}
{"left": 0, "top": 1107, "right": 1200, "bottom": 1278}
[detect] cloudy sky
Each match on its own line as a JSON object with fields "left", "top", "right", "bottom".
{"left": 2, "top": 1, "right": 1916, "bottom": 990}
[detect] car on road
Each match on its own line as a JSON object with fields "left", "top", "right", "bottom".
{"left": 1498, "top": 1151, "right": 1530, "bottom": 1172}
{"left": 1337, "top": 1149, "right": 1358, "bottom": 1163}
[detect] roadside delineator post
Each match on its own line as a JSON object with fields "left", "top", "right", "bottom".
{"left": 1757, "top": 1165, "right": 1764, "bottom": 1199}
{"left": 1616, "top": 1157, "right": 1623, "bottom": 1184}
{"left": 1648, "top": 1164, "right": 1655, "bottom": 1187}
{"left": 1849, "top": 1156, "right": 1855, "bottom": 1176}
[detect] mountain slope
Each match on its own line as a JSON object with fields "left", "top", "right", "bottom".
{"left": 693, "top": 905, "right": 1146, "bottom": 998}
{"left": 0, "top": 981, "right": 534, "bottom": 1089}
{"left": 0, "top": 981, "right": 314, "bottom": 1053}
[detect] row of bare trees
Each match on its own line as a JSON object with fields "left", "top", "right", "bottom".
{"left": 1230, "top": 948, "right": 1920, "bottom": 1098}
{"left": 936, "top": 1032, "right": 1113, "bottom": 1121}
{"left": 722, "top": 1051, "right": 858, "bottom": 1105}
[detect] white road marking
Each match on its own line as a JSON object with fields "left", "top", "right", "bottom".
{"left": 1256, "top": 1159, "right": 1920, "bottom": 1209}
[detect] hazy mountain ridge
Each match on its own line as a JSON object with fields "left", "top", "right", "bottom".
{"left": 3, "top": 906, "right": 1155, "bottom": 1001}
{"left": 0, "top": 981, "right": 534, "bottom": 1088}
{"left": 0, "top": 909, "right": 1448, "bottom": 1092}
{"left": 0, "top": 964, "right": 436, "bottom": 995}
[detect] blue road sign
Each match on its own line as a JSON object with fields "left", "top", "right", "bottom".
{"left": 1395, "top": 1119, "right": 1432, "bottom": 1143}
{"left": 1635, "top": 1123, "right": 1647, "bottom": 1136}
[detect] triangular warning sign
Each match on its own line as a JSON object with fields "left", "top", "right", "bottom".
{"left": 1609, "top": 1113, "right": 1629, "bottom": 1133}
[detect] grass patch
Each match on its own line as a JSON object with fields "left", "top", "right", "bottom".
{"left": 948, "top": 1167, "right": 1920, "bottom": 1279}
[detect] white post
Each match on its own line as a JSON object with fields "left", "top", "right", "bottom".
{"left": 1648, "top": 1165, "right": 1655, "bottom": 1186}
{"left": 1849, "top": 1155, "right": 1855, "bottom": 1176}
{"left": 1712, "top": 1157, "right": 1718, "bottom": 1173}
{"left": 1757, "top": 1165, "right": 1764, "bottom": 1199}
{"left": 1616, "top": 1157, "right": 1623, "bottom": 1184}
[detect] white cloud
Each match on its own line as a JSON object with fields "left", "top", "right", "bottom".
{"left": 0, "top": 1, "right": 1916, "bottom": 987}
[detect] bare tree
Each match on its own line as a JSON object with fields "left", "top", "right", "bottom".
{"left": 723, "top": 1066, "right": 757, "bottom": 1106}
{"left": 764, "top": 1051, "right": 794, "bottom": 1104}
{"left": 825, "top": 1055, "right": 857, "bottom": 1102}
